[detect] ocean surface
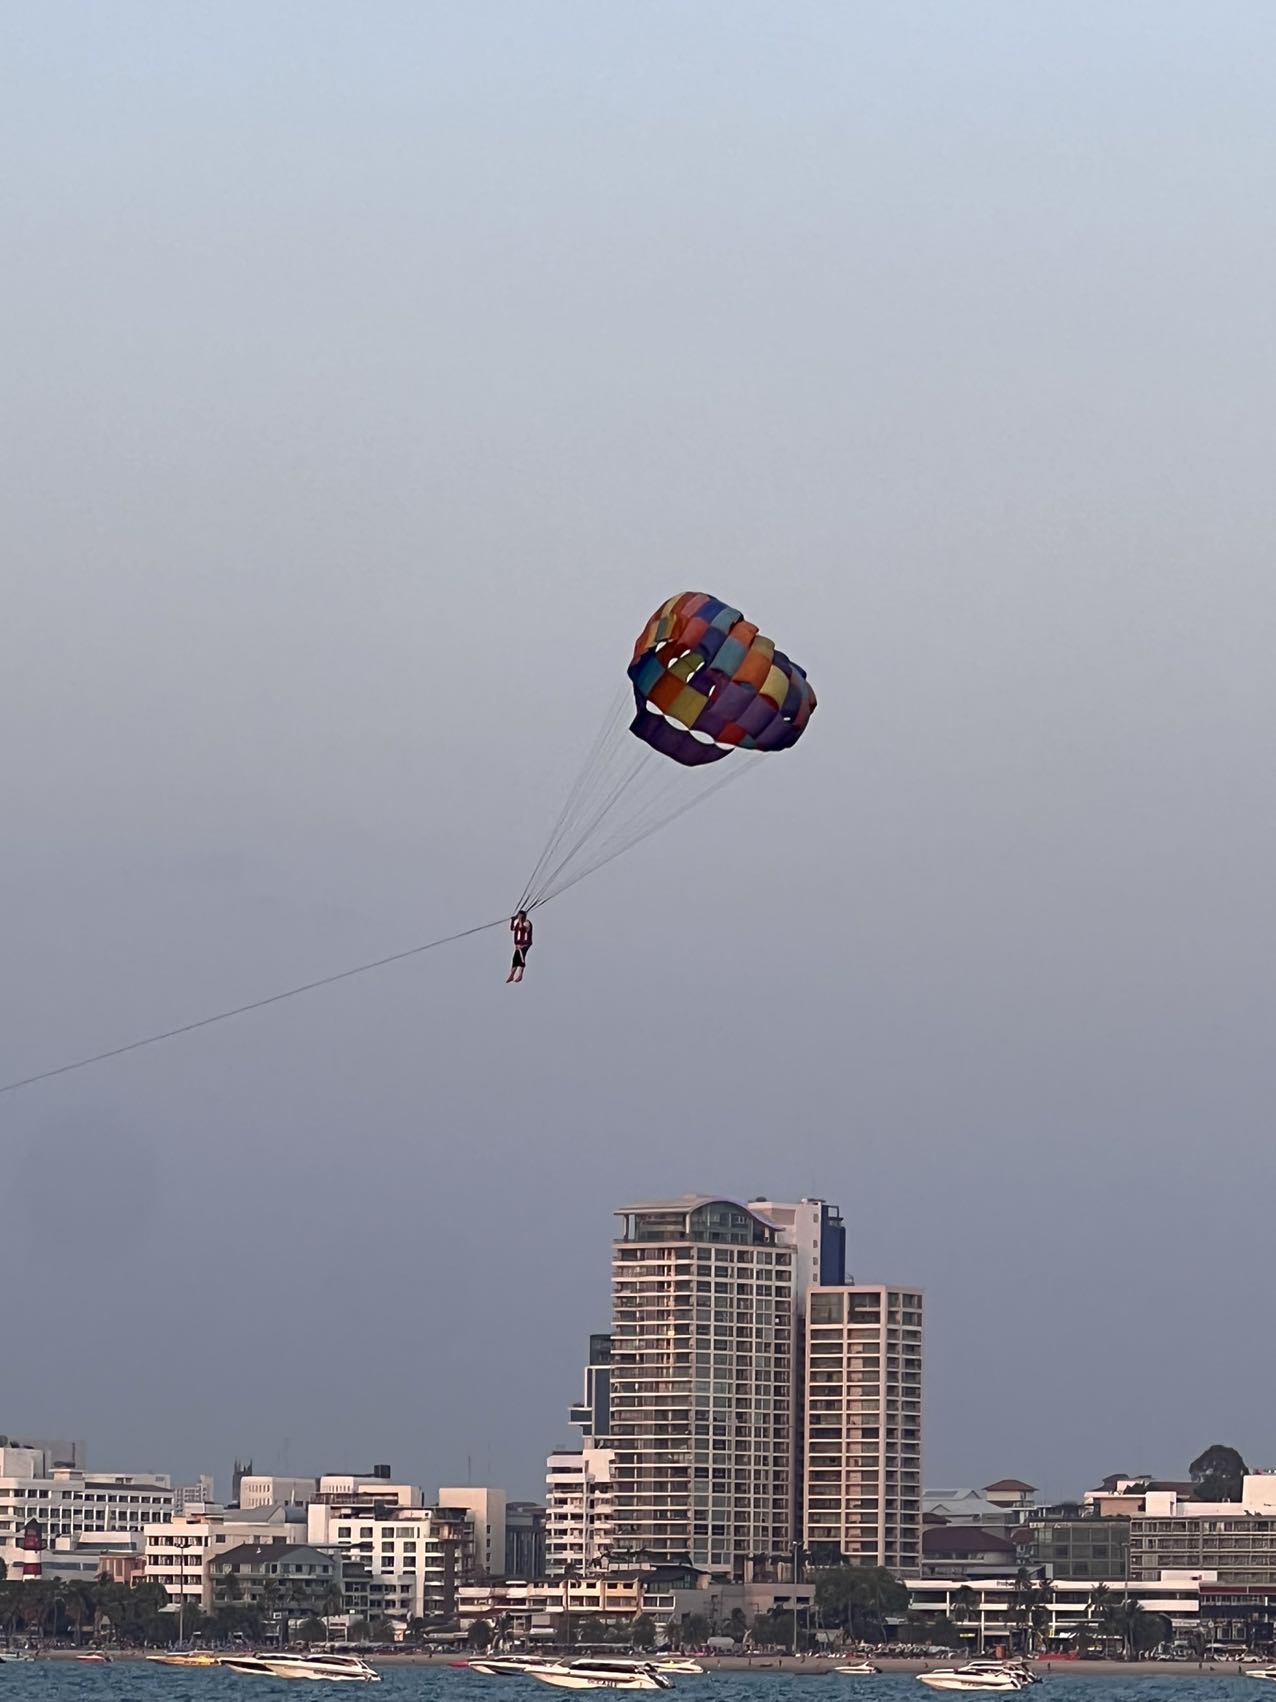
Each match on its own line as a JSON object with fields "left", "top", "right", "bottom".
{"left": 0, "top": 1669, "right": 1266, "bottom": 1702}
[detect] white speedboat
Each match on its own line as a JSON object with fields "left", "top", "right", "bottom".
{"left": 224, "top": 1654, "right": 380, "bottom": 1683}
{"left": 958, "top": 1665, "right": 1036, "bottom": 1684}
{"left": 1245, "top": 1673, "right": 1276, "bottom": 1684}
{"left": 532, "top": 1661, "right": 674, "bottom": 1691}
{"left": 835, "top": 1662, "right": 881, "bottom": 1676}
{"left": 469, "top": 1657, "right": 565, "bottom": 1677}
{"left": 652, "top": 1660, "right": 704, "bottom": 1674}
{"left": 919, "top": 1668, "right": 1030, "bottom": 1694}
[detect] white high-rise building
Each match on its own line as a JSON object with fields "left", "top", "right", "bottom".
{"left": 544, "top": 1447, "right": 615, "bottom": 1578}
{"left": 803, "top": 1284, "right": 923, "bottom": 1572}
{"left": 610, "top": 1197, "right": 796, "bottom": 1574}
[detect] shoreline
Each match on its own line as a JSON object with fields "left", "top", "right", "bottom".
{"left": 20, "top": 1652, "right": 1264, "bottom": 1677}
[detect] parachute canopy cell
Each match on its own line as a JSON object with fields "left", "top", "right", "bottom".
{"left": 627, "top": 592, "right": 817, "bottom": 767}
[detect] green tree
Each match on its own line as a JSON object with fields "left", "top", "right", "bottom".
{"left": 1190, "top": 1445, "right": 1248, "bottom": 1504}
{"left": 347, "top": 1618, "right": 372, "bottom": 1644}
{"left": 726, "top": 1608, "right": 748, "bottom": 1646}
{"left": 748, "top": 1609, "right": 793, "bottom": 1650}
{"left": 368, "top": 1617, "right": 396, "bottom": 1644}
{"left": 913, "top": 1614, "right": 964, "bottom": 1648}
{"left": 679, "top": 1613, "right": 711, "bottom": 1651}
{"left": 320, "top": 1581, "right": 344, "bottom": 1640}
{"left": 468, "top": 1618, "right": 494, "bottom": 1651}
{"left": 631, "top": 1613, "right": 656, "bottom": 1651}
{"left": 951, "top": 1585, "right": 979, "bottom": 1653}
{"left": 298, "top": 1617, "right": 327, "bottom": 1644}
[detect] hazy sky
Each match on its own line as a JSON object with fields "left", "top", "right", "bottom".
{"left": 4, "top": 0, "right": 1276, "bottom": 1505}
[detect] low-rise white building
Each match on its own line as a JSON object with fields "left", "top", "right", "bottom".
{"left": 545, "top": 1449, "right": 615, "bottom": 1578}
{"left": 908, "top": 1574, "right": 1205, "bottom": 1644}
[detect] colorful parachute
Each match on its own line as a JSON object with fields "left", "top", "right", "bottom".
{"left": 518, "top": 592, "right": 816, "bottom": 909}
{"left": 628, "top": 592, "right": 817, "bottom": 766}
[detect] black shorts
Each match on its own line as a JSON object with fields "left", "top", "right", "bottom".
{"left": 512, "top": 948, "right": 527, "bottom": 968}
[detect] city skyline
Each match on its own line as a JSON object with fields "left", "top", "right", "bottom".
{"left": 8, "top": 0, "right": 1276, "bottom": 1505}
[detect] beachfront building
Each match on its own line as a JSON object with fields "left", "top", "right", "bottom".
{"left": 609, "top": 1196, "right": 797, "bottom": 1573}
{"left": 545, "top": 1447, "right": 616, "bottom": 1577}
{"left": 909, "top": 1574, "right": 1204, "bottom": 1646}
{"left": 457, "top": 1570, "right": 815, "bottom": 1640}
{"left": 0, "top": 1441, "right": 174, "bottom": 1547}
{"left": 803, "top": 1285, "right": 923, "bottom": 1572}
{"left": 306, "top": 1497, "right": 474, "bottom": 1621}
{"left": 0, "top": 1441, "right": 175, "bottom": 1578}
{"left": 144, "top": 1505, "right": 308, "bottom": 1609}
{"left": 210, "top": 1541, "right": 339, "bottom": 1612}
{"left": 1129, "top": 1475, "right": 1276, "bottom": 1585}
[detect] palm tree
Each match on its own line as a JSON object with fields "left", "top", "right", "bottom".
{"left": 260, "top": 1578, "right": 284, "bottom": 1647}
{"left": 951, "top": 1585, "right": 980, "bottom": 1654}
{"left": 320, "top": 1581, "right": 344, "bottom": 1642}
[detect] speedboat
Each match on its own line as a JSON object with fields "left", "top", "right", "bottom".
{"left": 531, "top": 1661, "right": 674, "bottom": 1691}
{"left": 224, "top": 1654, "right": 380, "bottom": 1682}
{"left": 75, "top": 1653, "right": 112, "bottom": 1664}
{"left": 1245, "top": 1673, "right": 1276, "bottom": 1684}
{"left": 835, "top": 1662, "right": 881, "bottom": 1676}
{"left": 652, "top": 1660, "right": 704, "bottom": 1675}
{"left": 919, "top": 1667, "right": 1031, "bottom": 1694}
{"left": 469, "top": 1657, "right": 566, "bottom": 1677}
{"left": 958, "top": 1665, "right": 1036, "bottom": 1684}
{"left": 147, "top": 1652, "right": 222, "bottom": 1668}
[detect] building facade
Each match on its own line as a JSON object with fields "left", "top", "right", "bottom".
{"left": 306, "top": 1498, "right": 474, "bottom": 1622}
{"left": 803, "top": 1284, "right": 923, "bottom": 1572}
{"left": 237, "top": 1475, "right": 319, "bottom": 1509}
{"left": 210, "top": 1542, "right": 339, "bottom": 1613}
{"left": 569, "top": 1335, "right": 613, "bottom": 1445}
{"left": 1130, "top": 1477, "right": 1276, "bottom": 1585}
{"left": 505, "top": 1502, "right": 547, "bottom": 1582}
{"left": 610, "top": 1197, "right": 796, "bottom": 1573}
{"left": 144, "top": 1507, "right": 308, "bottom": 1609}
{"left": 439, "top": 1487, "right": 506, "bottom": 1581}
{"left": 1014, "top": 1510, "right": 1130, "bottom": 1580}
{"left": 545, "top": 1448, "right": 615, "bottom": 1578}
{"left": 0, "top": 1444, "right": 174, "bottom": 1557}
{"left": 910, "top": 1574, "right": 1203, "bottom": 1645}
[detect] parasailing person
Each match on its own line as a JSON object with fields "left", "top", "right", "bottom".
{"left": 507, "top": 910, "right": 534, "bottom": 984}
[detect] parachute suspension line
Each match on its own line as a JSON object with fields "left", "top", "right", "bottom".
{"left": 0, "top": 916, "right": 511, "bottom": 1097}
{"left": 516, "top": 685, "right": 633, "bottom": 912}
{"left": 530, "top": 754, "right": 753, "bottom": 908}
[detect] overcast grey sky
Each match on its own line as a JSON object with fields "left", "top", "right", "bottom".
{"left": 4, "top": 0, "right": 1276, "bottom": 1503}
